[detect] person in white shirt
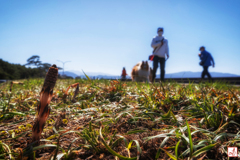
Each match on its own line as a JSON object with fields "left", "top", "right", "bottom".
{"left": 151, "top": 27, "right": 169, "bottom": 82}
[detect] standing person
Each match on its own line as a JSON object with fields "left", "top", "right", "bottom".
{"left": 151, "top": 27, "right": 169, "bottom": 82}
{"left": 121, "top": 67, "right": 127, "bottom": 81}
{"left": 198, "top": 46, "right": 215, "bottom": 82}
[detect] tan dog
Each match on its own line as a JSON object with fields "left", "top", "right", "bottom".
{"left": 131, "top": 61, "right": 152, "bottom": 82}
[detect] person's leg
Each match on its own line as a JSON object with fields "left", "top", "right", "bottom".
{"left": 201, "top": 66, "right": 207, "bottom": 79}
{"left": 205, "top": 66, "right": 212, "bottom": 82}
{"left": 152, "top": 56, "right": 159, "bottom": 82}
{"left": 159, "top": 58, "right": 166, "bottom": 82}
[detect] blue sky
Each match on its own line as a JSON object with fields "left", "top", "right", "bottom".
{"left": 1, "top": 0, "right": 240, "bottom": 76}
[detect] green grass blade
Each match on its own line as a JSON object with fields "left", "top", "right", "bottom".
{"left": 33, "top": 144, "right": 57, "bottom": 151}
{"left": 159, "top": 147, "right": 177, "bottom": 160}
{"left": 67, "top": 137, "right": 80, "bottom": 151}
{"left": 115, "top": 135, "right": 128, "bottom": 148}
{"left": 111, "top": 137, "right": 124, "bottom": 148}
{"left": 126, "top": 130, "right": 147, "bottom": 135}
{"left": 82, "top": 70, "right": 91, "bottom": 82}
{"left": 127, "top": 140, "right": 142, "bottom": 160}
{"left": 143, "top": 133, "right": 174, "bottom": 143}
{"left": 5, "top": 111, "right": 26, "bottom": 116}
{"left": 0, "top": 141, "right": 12, "bottom": 159}
{"left": 155, "top": 148, "right": 162, "bottom": 160}
{"left": 175, "top": 140, "right": 181, "bottom": 160}
{"left": 186, "top": 120, "right": 193, "bottom": 158}
{"left": 179, "top": 144, "right": 206, "bottom": 158}
{"left": 213, "top": 133, "right": 236, "bottom": 142}
{"left": 192, "top": 143, "right": 218, "bottom": 157}
{"left": 160, "top": 129, "right": 177, "bottom": 148}
{"left": 99, "top": 126, "right": 137, "bottom": 160}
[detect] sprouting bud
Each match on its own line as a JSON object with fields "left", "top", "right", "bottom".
{"left": 43, "top": 64, "right": 58, "bottom": 91}
{"left": 32, "top": 64, "right": 58, "bottom": 145}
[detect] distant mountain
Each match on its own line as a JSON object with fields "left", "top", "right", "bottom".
{"left": 164, "top": 71, "right": 239, "bottom": 78}
{"left": 68, "top": 70, "right": 114, "bottom": 76}
{"left": 59, "top": 71, "right": 123, "bottom": 79}
{"left": 60, "top": 70, "right": 239, "bottom": 79}
{"left": 59, "top": 71, "right": 78, "bottom": 78}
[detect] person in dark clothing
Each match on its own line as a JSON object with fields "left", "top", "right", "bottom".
{"left": 198, "top": 46, "right": 215, "bottom": 81}
{"left": 152, "top": 56, "right": 166, "bottom": 82}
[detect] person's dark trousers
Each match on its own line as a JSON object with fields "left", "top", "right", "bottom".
{"left": 121, "top": 76, "right": 126, "bottom": 81}
{"left": 152, "top": 56, "right": 166, "bottom": 82}
{"left": 201, "top": 66, "right": 212, "bottom": 81}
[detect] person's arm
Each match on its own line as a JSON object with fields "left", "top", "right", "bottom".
{"left": 165, "top": 40, "right": 169, "bottom": 58}
{"left": 210, "top": 54, "right": 215, "bottom": 67}
{"left": 151, "top": 37, "right": 162, "bottom": 48}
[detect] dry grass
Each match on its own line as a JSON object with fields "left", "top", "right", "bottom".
{"left": 0, "top": 77, "right": 240, "bottom": 159}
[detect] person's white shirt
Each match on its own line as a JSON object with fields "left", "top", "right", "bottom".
{"left": 151, "top": 35, "right": 169, "bottom": 58}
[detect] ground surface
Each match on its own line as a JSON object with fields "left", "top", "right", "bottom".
{"left": 0, "top": 79, "right": 240, "bottom": 160}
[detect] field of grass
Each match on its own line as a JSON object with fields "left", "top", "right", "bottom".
{"left": 0, "top": 78, "right": 240, "bottom": 160}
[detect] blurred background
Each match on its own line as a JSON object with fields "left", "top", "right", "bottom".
{"left": 1, "top": 0, "right": 240, "bottom": 79}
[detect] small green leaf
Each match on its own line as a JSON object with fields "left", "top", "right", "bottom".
{"left": 186, "top": 120, "right": 194, "bottom": 158}
{"left": 160, "top": 147, "right": 177, "bottom": 160}
{"left": 82, "top": 70, "right": 91, "bottom": 82}
{"left": 175, "top": 140, "right": 181, "bottom": 159}
{"left": 192, "top": 143, "right": 218, "bottom": 157}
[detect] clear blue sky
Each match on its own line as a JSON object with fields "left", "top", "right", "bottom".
{"left": 1, "top": 0, "right": 240, "bottom": 76}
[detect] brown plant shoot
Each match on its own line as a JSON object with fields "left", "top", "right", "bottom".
{"left": 10, "top": 81, "right": 24, "bottom": 91}
{"left": 32, "top": 64, "right": 58, "bottom": 144}
{"left": 62, "top": 82, "right": 79, "bottom": 100}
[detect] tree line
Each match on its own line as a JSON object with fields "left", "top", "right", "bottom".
{"left": 0, "top": 55, "right": 61, "bottom": 80}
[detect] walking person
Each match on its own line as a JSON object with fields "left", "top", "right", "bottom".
{"left": 198, "top": 46, "right": 215, "bottom": 82}
{"left": 151, "top": 27, "right": 169, "bottom": 82}
{"left": 121, "top": 67, "right": 127, "bottom": 81}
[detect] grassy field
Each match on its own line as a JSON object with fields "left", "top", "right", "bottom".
{"left": 0, "top": 78, "right": 240, "bottom": 160}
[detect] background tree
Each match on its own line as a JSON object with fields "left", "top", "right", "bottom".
{"left": 25, "top": 55, "right": 42, "bottom": 68}
{"left": 0, "top": 59, "right": 40, "bottom": 79}
{"left": 0, "top": 56, "right": 63, "bottom": 80}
